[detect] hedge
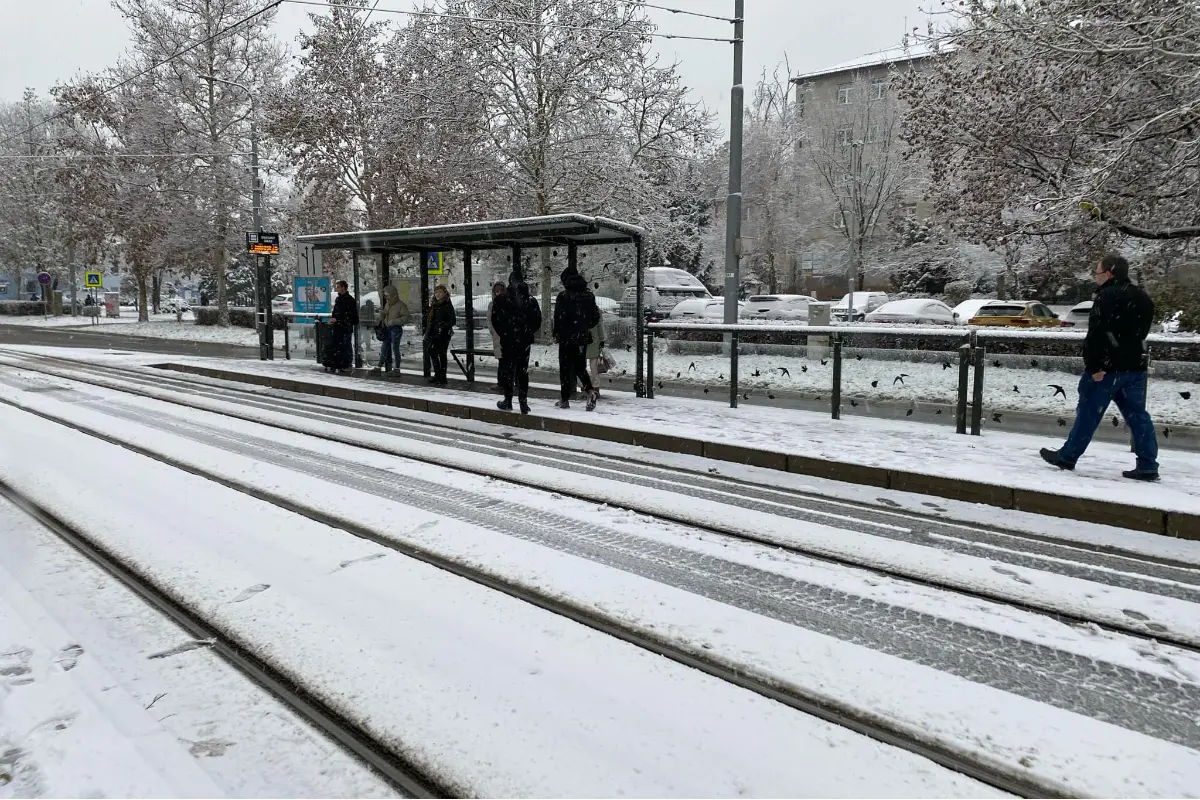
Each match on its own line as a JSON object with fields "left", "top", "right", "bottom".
{"left": 193, "top": 305, "right": 286, "bottom": 330}
{"left": 0, "top": 301, "right": 48, "bottom": 316}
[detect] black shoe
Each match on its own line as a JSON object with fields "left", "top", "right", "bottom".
{"left": 497, "top": 399, "right": 513, "bottom": 411}
{"left": 519, "top": 399, "right": 530, "bottom": 415}
{"left": 554, "top": 400, "right": 570, "bottom": 410}
{"left": 585, "top": 389, "right": 597, "bottom": 412}
{"left": 1122, "top": 469, "right": 1160, "bottom": 482}
{"left": 1039, "top": 448, "right": 1075, "bottom": 470}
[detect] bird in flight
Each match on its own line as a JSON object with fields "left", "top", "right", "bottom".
{"left": 1048, "top": 384, "right": 1066, "bottom": 398}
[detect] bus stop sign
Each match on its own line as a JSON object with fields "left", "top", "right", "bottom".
{"left": 246, "top": 231, "right": 280, "bottom": 255}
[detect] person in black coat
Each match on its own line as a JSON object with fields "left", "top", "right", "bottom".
{"left": 492, "top": 273, "right": 543, "bottom": 414}
{"left": 423, "top": 284, "right": 456, "bottom": 385}
{"left": 552, "top": 264, "right": 601, "bottom": 410}
{"left": 325, "top": 279, "right": 358, "bottom": 373}
{"left": 1041, "top": 254, "right": 1159, "bottom": 480}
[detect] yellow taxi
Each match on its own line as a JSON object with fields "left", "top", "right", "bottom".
{"left": 967, "top": 301, "right": 1066, "bottom": 328}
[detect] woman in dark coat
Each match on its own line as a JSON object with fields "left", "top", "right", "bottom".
{"left": 424, "top": 284, "right": 457, "bottom": 385}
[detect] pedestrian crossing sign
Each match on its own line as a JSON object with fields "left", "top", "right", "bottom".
{"left": 425, "top": 251, "right": 444, "bottom": 276}
{"left": 84, "top": 271, "right": 103, "bottom": 288}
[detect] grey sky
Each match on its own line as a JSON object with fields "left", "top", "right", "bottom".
{"left": 0, "top": 0, "right": 929, "bottom": 129}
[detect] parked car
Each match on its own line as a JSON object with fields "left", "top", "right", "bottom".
{"left": 1060, "top": 300, "right": 1092, "bottom": 330}
{"left": 741, "top": 294, "right": 815, "bottom": 322}
{"left": 1162, "top": 310, "right": 1184, "bottom": 334}
{"left": 967, "top": 300, "right": 1064, "bottom": 328}
{"left": 619, "top": 267, "right": 712, "bottom": 320}
{"left": 951, "top": 298, "right": 996, "bottom": 325}
{"left": 832, "top": 291, "right": 889, "bottom": 322}
{"left": 865, "top": 298, "right": 958, "bottom": 325}
{"left": 271, "top": 293, "right": 293, "bottom": 312}
{"left": 162, "top": 297, "right": 190, "bottom": 314}
{"left": 669, "top": 298, "right": 738, "bottom": 321}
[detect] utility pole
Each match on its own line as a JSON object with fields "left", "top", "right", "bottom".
{"left": 846, "top": 141, "right": 863, "bottom": 322}
{"left": 723, "top": 0, "right": 744, "bottom": 366}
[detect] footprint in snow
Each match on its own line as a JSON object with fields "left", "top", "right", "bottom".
{"left": 56, "top": 644, "right": 84, "bottom": 672}
{"left": 990, "top": 566, "right": 1032, "bottom": 585}
{"left": 337, "top": 553, "right": 386, "bottom": 570}
{"left": 875, "top": 498, "right": 901, "bottom": 508}
{"left": 231, "top": 584, "right": 270, "bottom": 603}
{"left": 0, "top": 646, "right": 33, "bottom": 686}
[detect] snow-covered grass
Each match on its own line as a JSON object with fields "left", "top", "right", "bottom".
{"left": 95, "top": 319, "right": 268, "bottom": 348}
{"left": 0, "top": 313, "right": 137, "bottom": 328}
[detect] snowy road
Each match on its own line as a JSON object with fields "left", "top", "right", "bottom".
{"left": 2, "top": 356, "right": 1200, "bottom": 796}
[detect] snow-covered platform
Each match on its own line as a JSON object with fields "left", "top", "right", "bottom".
{"left": 150, "top": 357, "right": 1200, "bottom": 538}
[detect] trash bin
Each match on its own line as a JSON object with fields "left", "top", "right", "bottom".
{"left": 314, "top": 319, "right": 329, "bottom": 364}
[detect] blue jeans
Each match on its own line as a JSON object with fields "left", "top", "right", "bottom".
{"left": 380, "top": 325, "right": 403, "bottom": 370}
{"left": 1060, "top": 371, "right": 1158, "bottom": 472}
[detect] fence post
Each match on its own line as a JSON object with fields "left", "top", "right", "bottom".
{"left": 831, "top": 333, "right": 842, "bottom": 420}
{"left": 646, "top": 331, "right": 655, "bottom": 400}
{"left": 284, "top": 322, "right": 291, "bottom": 360}
{"left": 730, "top": 329, "right": 740, "bottom": 408}
{"left": 955, "top": 342, "right": 970, "bottom": 434}
{"left": 971, "top": 345, "right": 986, "bottom": 435}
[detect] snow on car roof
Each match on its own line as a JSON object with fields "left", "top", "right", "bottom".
{"left": 870, "top": 298, "right": 944, "bottom": 314}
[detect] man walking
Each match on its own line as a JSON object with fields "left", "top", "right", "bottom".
{"left": 552, "top": 263, "right": 601, "bottom": 411}
{"left": 1040, "top": 254, "right": 1159, "bottom": 480}
{"left": 492, "top": 274, "right": 542, "bottom": 415}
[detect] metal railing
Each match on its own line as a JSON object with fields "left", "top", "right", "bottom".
{"left": 643, "top": 321, "right": 1197, "bottom": 436}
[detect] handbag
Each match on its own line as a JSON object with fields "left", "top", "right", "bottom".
{"left": 373, "top": 322, "right": 387, "bottom": 342}
{"left": 599, "top": 351, "right": 616, "bottom": 374}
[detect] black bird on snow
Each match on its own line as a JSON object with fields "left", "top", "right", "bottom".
{"left": 743, "top": 392, "right": 750, "bottom": 400}
{"left": 935, "top": 409, "right": 943, "bottom": 415}
{"left": 752, "top": 369, "right": 761, "bottom": 377}
{"left": 688, "top": 362, "right": 697, "bottom": 372}
{"left": 534, "top": 361, "right": 540, "bottom": 367}
{"left": 1012, "top": 385, "right": 1020, "bottom": 394}
{"left": 1048, "top": 384, "right": 1066, "bottom": 399}
{"left": 1112, "top": 416, "right": 1120, "bottom": 427}
{"left": 820, "top": 359, "right": 829, "bottom": 366}
{"left": 778, "top": 366, "right": 791, "bottom": 377}
{"left": 871, "top": 380, "right": 879, "bottom": 388}
{"left": 905, "top": 408, "right": 914, "bottom": 417}
{"left": 1164, "top": 427, "right": 1172, "bottom": 439}
{"left": 850, "top": 399, "right": 859, "bottom": 407}
{"left": 1182, "top": 391, "right": 1192, "bottom": 400}
{"left": 676, "top": 372, "right": 681, "bottom": 378}
{"left": 801, "top": 365, "right": 808, "bottom": 373}
{"left": 855, "top": 354, "right": 863, "bottom": 361}
{"left": 941, "top": 361, "right": 951, "bottom": 370}
{"left": 1030, "top": 359, "right": 1039, "bottom": 367}
{"left": 657, "top": 382, "right": 664, "bottom": 390}
{"left": 992, "top": 412, "right": 1003, "bottom": 423}
{"left": 769, "top": 393, "right": 777, "bottom": 399}
{"left": 894, "top": 374, "right": 911, "bottom": 386}
{"left": 1057, "top": 417, "right": 1067, "bottom": 427}
{"left": 625, "top": 345, "right": 632, "bottom": 352}
{"left": 993, "top": 359, "right": 1002, "bottom": 368}
{"left": 703, "top": 387, "right": 709, "bottom": 394}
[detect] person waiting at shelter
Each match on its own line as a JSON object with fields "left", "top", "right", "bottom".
{"left": 492, "top": 273, "right": 543, "bottom": 415}
{"left": 424, "top": 284, "right": 456, "bottom": 385}
{"left": 372, "top": 283, "right": 410, "bottom": 375}
{"left": 487, "top": 281, "right": 506, "bottom": 391}
{"left": 552, "top": 263, "right": 601, "bottom": 411}
{"left": 324, "top": 279, "right": 358, "bottom": 374}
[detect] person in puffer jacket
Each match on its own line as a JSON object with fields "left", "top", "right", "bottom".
{"left": 552, "top": 264, "right": 600, "bottom": 410}
{"left": 372, "top": 283, "right": 410, "bottom": 374}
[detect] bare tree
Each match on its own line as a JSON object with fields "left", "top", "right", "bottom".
{"left": 795, "top": 71, "right": 915, "bottom": 292}
{"left": 901, "top": 0, "right": 1200, "bottom": 247}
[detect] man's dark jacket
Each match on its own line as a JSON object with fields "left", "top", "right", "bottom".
{"left": 1083, "top": 277, "right": 1154, "bottom": 374}
{"left": 553, "top": 265, "right": 600, "bottom": 345}
{"left": 331, "top": 291, "right": 358, "bottom": 326}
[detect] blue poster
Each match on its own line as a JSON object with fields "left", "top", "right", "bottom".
{"left": 293, "top": 276, "right": 331, "bottom": 317}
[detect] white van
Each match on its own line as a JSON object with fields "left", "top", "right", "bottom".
{"left": 619, "top": 267, "right": 713, "bottom": 320}
{"left": 832, "top": 291, "right": 889, "bottom": 322}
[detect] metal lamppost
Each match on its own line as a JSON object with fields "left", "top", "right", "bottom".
{"left": 722, "top": 0, "right": 745, "bottom": 404}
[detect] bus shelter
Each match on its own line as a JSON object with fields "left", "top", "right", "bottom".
{"left": 295, "top": 214, "right": 647, "bottom": 395}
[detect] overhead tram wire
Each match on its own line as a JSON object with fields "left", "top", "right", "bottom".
{"left": 281, "top": 0, "right": 738, "bottom": 43}
{"left": 0, "top": 0, "right": 284, "bottom": 150}
{"left": 627, "top": 1, "right": 736, "bottom": 24}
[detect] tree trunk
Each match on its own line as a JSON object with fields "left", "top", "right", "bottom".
{"left": 135, "top": 266, "right": 149, "bottom": 323}
{"left": 214, "top": 217, "right": 229, "bottom": 326}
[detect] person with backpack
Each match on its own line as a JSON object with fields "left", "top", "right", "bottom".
{"left": 492, "top": 273, "right": 543, "bottom": 415}
{"left": 372, "top": 283, "right": 410, "bottom": 375}
{"left": 423, "top": 284, "right": 456, "bottom": 385}
{"left": 1040, "top": 254, "right": 1160, "bottom": 480}
{"left": 552, "top": 263, "right": 601, "bottom": 411}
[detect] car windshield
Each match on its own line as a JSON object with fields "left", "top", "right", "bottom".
{"left": 975, "top": 305, "right": 1026, "bottom": 317}
{"left": 747, "top": 296, "right": 779, "bottom": 303}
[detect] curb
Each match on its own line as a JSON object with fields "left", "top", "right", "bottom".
{"left": 155, "top": 362, "right": 1197, "bottom": 539}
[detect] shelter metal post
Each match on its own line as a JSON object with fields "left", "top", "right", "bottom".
{"left": 511, "top": 244, "right": 523, "bottom": 283}
{"left": 730, "top": 330, "right": 740, "bottom": 408}
{"left": 831, "top": 334, "right": 842, "bottom": 420}
{"left": 646, "top": 330, "right": 655, "bottom": 399}
{"left": 463, "top": 248, "right": 475, "bottom": 383}
{"left": 352, "top": 252, "right": 363, "bottom": 369}
{"left": 971, "top": 346, "right": 986, "bottom": 435}
{"left": 419, "top": 250, "right": 430, "bottom": 380}
{"left": 635, "top": 236, "right": 645, "bottom": 397}
{"left": 956, "top": 343, "right": 971, "bottom": 435}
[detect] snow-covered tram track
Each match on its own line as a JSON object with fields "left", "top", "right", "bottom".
{"left": 5, "top": 363, "right": 1200, "bottom": 789}
{"left": 0, "top": 477, "right": 440, "bottom": 799}
{"left": 6, "top": 352, "right": 1199, "bottom": 651}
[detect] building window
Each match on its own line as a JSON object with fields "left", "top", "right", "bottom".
{"left": 866, "top": 124, "right": 881, "bottom": 143}
{"left": 870, "top": 77, "right": 888, "bottom": 101}
{"left": 836, "top": 83, "right": 853, "bottom": 105}
{"left": 836, "top": 127, "right": 854, "bottom": 146}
